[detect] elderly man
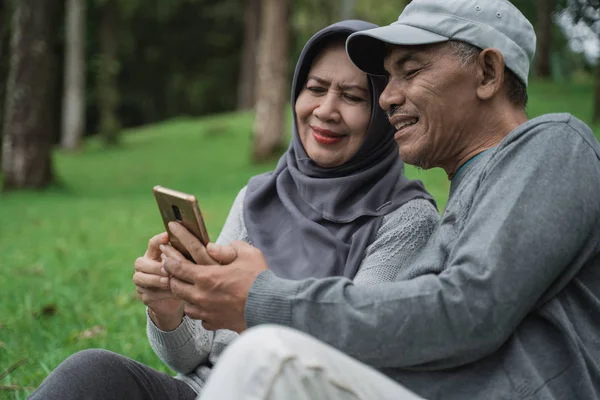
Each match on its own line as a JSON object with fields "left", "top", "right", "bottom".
{"left": 162, "top": 1, "right": 600, "bottom": 399}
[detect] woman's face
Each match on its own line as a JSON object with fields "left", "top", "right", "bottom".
{"left": 295, "top": 43, "right": 372, "bottom": 168}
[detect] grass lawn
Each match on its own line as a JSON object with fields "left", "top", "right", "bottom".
{"left": 1, "top": 79, "right": 599, "bottom": 399}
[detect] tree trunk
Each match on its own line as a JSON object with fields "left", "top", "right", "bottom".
{"left": 237, "top": 0, "right": 260, "bottom": 110}
{"left": 534, "top": 0, "right": 553, "bottom": 78}
{"left": 61, "top": 0, "right": 86, "bottom": 151}
{"left": 252, "top": 0, "right": 289, "bottom": 162}
{"left": 97, "top": 0, "right": 120, "bottom": 147}
{"left": 2, "top": 0, "right": 60, "bottom": 191}
{"left": 594, "top": 62, "right": 600, "bottom": 123}
{"left": 0, "top": 0, "right": 10, "bottom": 164}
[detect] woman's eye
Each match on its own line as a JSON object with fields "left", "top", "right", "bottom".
{"left": 343, "top": 94, "right": 364, "bottom": 102}
{"left": 307, "top": 86, "right": 326, "bottom": 94}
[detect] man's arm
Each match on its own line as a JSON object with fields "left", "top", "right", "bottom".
{"left": 245, "top": 124, "right": 600, "bottom": 370}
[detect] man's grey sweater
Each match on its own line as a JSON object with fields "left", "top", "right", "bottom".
{"left": 245, "top": 114, "right": 600, "bottom": 400}
{"left": 147, "top": 190, "right": 439, "bottom": 393}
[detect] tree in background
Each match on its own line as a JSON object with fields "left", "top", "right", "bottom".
{"left": 0, "top": 0, "right": 11, "bottom": 164}
{"left": 252, "top": 0, "right": 289, "bottom": 162}
{"left": 294, "top": 0, "right": 339, "bottom": 38}
{"left": 536, "top": 0, "right": 556, "bottom": 78}
{"left": 85, "top": 0, "right": 244, "bottom": 136}
{"left": 237, "top": 0, "right": 260, "bottom": 110}
{"left": 2, "top": 0, "right": 61, "bottom": 190}
{"left": 96, "top": 0, "right": 120, "bottom": 146}
{"left": 565, "top": 0, "right": 600, "bottom": 121}
{"left": 61, "top": 0, "right": 86, "bottom": 150}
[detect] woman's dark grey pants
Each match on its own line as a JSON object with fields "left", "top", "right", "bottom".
{"left": 27, "top": 349, "right": 197, "bottom": 400}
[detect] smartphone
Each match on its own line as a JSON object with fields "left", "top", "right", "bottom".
{"left": 153, "top": 185, "right": 210, "bottom": 261}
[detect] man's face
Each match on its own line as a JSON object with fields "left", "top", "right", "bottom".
{"left": 379, "top": 43, "right": 479, "bottom": 170}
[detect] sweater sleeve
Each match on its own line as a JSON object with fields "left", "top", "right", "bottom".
{"left": 146, "top": 186, "right": 248, "bottom": 374}
{"left": 245, "top": 123, "right": 600, "bottom": 370}
{"left": 214, "top": 186, "right": 249, "bottom": 245}
{"left": 353, "top": 199, "right": 439, "bottom": 285}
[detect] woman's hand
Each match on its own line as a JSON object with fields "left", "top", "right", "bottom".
{"left": 133, "top": 232, "right": 184, "bottom": 331}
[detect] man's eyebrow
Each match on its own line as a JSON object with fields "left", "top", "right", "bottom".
{"left": 384, "top": 49, "right": 423, "bottom": 71}
{"left": 397, "top": 52, "right": 420, "bottom": 66}
{"left": 307, "top": 75, "right": 368, "bottom": 94}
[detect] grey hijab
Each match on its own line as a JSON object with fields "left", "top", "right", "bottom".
{"left": 243, "top": 20, "right": 434, "bottom": 280}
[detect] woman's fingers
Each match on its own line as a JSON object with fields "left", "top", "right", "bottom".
{"left": 133, "top": 270, "right": 169, "bottom": 290}
{"left": 144, "top": 232, "right": 170, "bottom": 261}
{"left": 136, "top": 286, "right": 177, "bottom": 305}
{"left": 135, "top": 256, "right": 168, "bottom": 276}
{"left": 133, "top": 256, "right": 171, "bottom": 290}
{"left": 160, "top": 244, "right": 187, "bottom": 261}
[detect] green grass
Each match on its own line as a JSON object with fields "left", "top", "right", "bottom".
{"left": 1, "top": 80, "right": 599, "bottom": 399}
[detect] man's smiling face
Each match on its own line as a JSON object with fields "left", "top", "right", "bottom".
{"left": 379, "top": 42, "right": 480, "bottom": 170}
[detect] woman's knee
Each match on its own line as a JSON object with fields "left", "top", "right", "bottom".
{"left": 29, "top": 349, "right": 131, "bottom": 399}
{"left": 60, "top": 348, "right": 128, "bottom": 376}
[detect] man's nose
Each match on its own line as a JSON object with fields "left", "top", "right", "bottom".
{"left": 379, "top": 80, "right": 406, "bottom": 112}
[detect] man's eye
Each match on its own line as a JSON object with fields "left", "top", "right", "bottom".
{"left": 405, "top": 69, "right": 420, "bottom": 79}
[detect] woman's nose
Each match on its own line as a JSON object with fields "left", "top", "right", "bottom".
{"left": 313, "top": 93, "right": 341, "bottom": 122}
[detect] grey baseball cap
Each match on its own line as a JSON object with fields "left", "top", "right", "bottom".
{"left": 346, "top": 0, "right": 536, "bottom": 86}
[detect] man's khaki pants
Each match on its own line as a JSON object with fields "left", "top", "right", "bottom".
{"left": 199, "top": 325, "right": 425, "bottom": 400}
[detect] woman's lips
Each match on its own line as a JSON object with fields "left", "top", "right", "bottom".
{"left": 311, "top": 126, "right": 345, "bottom": 145}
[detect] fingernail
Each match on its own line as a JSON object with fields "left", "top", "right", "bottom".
{"left": 207, "top": 243, "right": 218, "bottom": 252}
{"left": 160, "top": 277, "right": 169, "bottom": 286}
{"left": 159, "top": 244, "right": 165, "bottom": 252}
{"left": 161, "top": 266, "right": 167, "bottom": 274}
{"left": 161, "top": 253, "right": 166, "bottom": 260}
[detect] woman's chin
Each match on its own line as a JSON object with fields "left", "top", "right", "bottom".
{"left": 308, "top": 152, "right": 344, "bottom": 169}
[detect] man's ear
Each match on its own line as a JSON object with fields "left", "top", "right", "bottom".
{"left": 475, "top": 48, "right": 505, "bottom": 101}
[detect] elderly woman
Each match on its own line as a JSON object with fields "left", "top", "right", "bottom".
{"left": 28, "top": 20, "right": 438, "bottom": 400}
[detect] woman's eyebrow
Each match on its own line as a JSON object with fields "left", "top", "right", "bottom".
{"left": 307, "top": 75, "right": 329, "bottom": 85}
{"left": 338, "top": 84, "right": 368, "bottom": 94}
{"left": 307, "top": 75, "right": 368, "bottom": 94}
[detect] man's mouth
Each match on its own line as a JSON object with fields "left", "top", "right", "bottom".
{"left": 393, "top": 117, "right": 419, "bottom": 131}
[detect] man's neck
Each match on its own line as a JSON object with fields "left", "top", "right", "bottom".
{"left": 445, "top": 108, "right": 528, "bottom": 180}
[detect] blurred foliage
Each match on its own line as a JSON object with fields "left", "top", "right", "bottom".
{"left": 0, "top": 0, "right": 594, "bottom": 139}
{"left": 566, "top": 0, "right": 600, "bottom": 28}
{"left": 82, "top": 0, "right": 245, "bottom": 133}
{"left": 355, "top": 0, "right": 409, "bottom": 25}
